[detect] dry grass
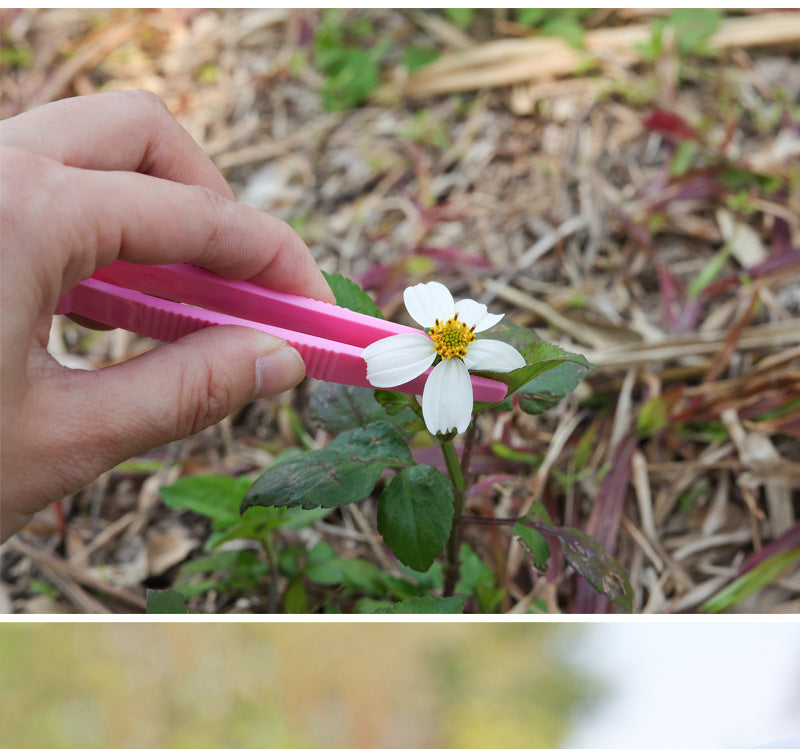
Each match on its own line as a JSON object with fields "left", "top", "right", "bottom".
{"left": 1, "top": 9, "right": 798, "bottom": 614}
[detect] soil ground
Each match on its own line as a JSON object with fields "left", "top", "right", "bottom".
{"left": 1, "top": 9, "right": 798, "bottom": 614}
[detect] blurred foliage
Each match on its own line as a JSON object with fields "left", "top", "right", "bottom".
{"left": 701, "top": 547, "right": 800, "bottom": 614}
{"left": 309, "top": 8, "right": 601, "bottom": 111}
{"left": 638, "top": 9, "right": 723, "bottom": 61}
{"left": 312, "top": 9, "right": 392, "bottom": 111}
{"left": 515, "top": 8, "right": 594, "bottom": 49}
{"left": 0, "top": 624, "right": 600, "bottom": 749}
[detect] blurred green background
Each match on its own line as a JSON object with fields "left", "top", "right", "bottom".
{"left": 0, "top": 623, "right": 597, "bottom": 749}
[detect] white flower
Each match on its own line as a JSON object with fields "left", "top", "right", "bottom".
{"left": 362, "top": 282, "right": 525, "bottom": 435}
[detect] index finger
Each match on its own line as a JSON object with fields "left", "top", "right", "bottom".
{"left": 0, "top": 90, "right": 234, "bottom": 199}
{"left": 29, "top": 157, "right": 336, "bottom": 304}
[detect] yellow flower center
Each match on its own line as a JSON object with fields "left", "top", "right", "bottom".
{"left": 429, "top": 313, "right": 476, "bottom": 360}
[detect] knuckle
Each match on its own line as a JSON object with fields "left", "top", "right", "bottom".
{"left": 123, "top": 89, "right": 171, "bottom": 116}
{"left": 172, "top": 353, "right": 238, "bottom": 438}
{"left": 188, "top": 184, "right": 232, "bottom": 258}
{"left": 0, "top": 148, "right": 78, "bottom": 255}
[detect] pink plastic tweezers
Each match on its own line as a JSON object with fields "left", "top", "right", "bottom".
{"left": 55, "top": 261, "right": 508, "bottom": 402}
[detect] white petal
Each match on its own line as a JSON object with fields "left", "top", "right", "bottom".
{"left": 404, "top": 282, "right": 454, "bottom": 329}
{"left": 453, "top": 299, "right": 504, "bottom": 332}
{"left": 463, "top": 339, "right": 526, "bottom": 372}
{"left": 422, "top": 358, "right": 473, "bottom": 435}
{"left": 362, "top": 333, "right": 435, "bottom": 388}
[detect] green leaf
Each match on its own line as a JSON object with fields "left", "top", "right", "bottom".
{"left": 304, "top": 543, "right": 387, "bottom": 597}
{"left": 490, "top": 443, "right": 542, "bottom": 466}
{"left": 669, "top": 139, "right": 699, "bottom": 178}
{"left": 242, "top": 422, "right": 412, "bottom": 512}
{"left": 161, "top": 475, "right": 252, "bottom": 528}
{"left": 511, "top": 342, "right": 592, "bottom": 393}
{"left": 312, "top": 15, "right": 390, "bottom": 112}
{"left": 517, "top": 358, "right": 592, "bottom": 415}
{"left": 455, "top": 546, "right": 504, "bottom": 613}
{"left": 380, "top": 575, "right": 431, "bottom": 601}
{"left": 320, "top": 49, "right": 381, "bottom": 111}
{"left": 399, "top": 560, "right": 444, "bottom": 591}
{"left": 528, "top": 501, "right": 553, "bottom": 525}
{"left": 173, "top": 549, "right": 269, "bottom": 598}
{"left": 328, "top": 421, "right": 413, "bottom": 463}
{"left": 377, "top": 465, "right": 454, "bottom": 572}
{"left": 573, "top": 422, "right": 598, "bottom": 471}
{"left": 637, "top": 395, "right": 669, "bottom": 437}
{"left": 338, "top": 560, "right": 387, "bottom": 597}
{"left": 207, "top": 506, "right": 333, "bottom": 550}
{"left": 701, "top": 547, "right": 800, "bottom": 614}
{"left": 443, "top": 8, "right": 475, "bottom": 28}
{"left": 323, "top": 271, "right": 384, "bottom": 318}
{"left": 668, "top": 9, "right": 723, "bottom": 55}
{"left": 513, "top": 523, "right": 551, "bottom": 573}
{"left": 243, "top": 452, "right": 391, "bottom": 511}
{"left": 542, "top": 15, "right": 585, "bottom": 49}
{"left": 0, "top": 44, "right": 33, "bottom": 69}
{"left": 145, "top": 589, "right": 188, "bottom": 614}
{"left": 28, "top": 580, "right": 60, "bottom": 600}
{"left": 403, "top": 45, "right": 439, "bottom": 71}
{"left": 304, "top": 543, "right": 345, "bottom": 585}
{"left": 374, "top": 391, "right": 425, "bottom": 434}
{"left": 516, "top": 8, "right": 548, "bottom": 26}
{"left": 354, "top": 598, "right": 397, "bottom": 613}
{"left": 477, "top": 316, "right": 542, "bottom": 351}
{"left": 372, "top": 595, "right": 467, "bottom": 614}
{"left": 473, "top": 331, "right": 592, "bottom": 411}
{"left": 373, "top": 390, "right": 417, "bottom": 418}
{"left": 162, "top": 474, "right": 331, "bottom": 550}
{"left": 283, "top": 577, "right": 310, "bottom": 614}
{"left": 688, "top": 243, "right": 732, "bottom": 301}
{"left": 278, "top": 546, "right": 306, "bottom": 578}
{"left": 310, "top": 383, "right": 398, "bottom": 434}
{"left": 718, "top": 167, "right": 783, "bottom": 194}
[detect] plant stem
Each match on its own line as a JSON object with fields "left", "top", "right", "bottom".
{"left": 441, "top": 437, "right": 466, "bottom": 597}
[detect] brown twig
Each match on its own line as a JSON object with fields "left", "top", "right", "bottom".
{"left": 6, "top": 537, "right": 147, "bottom": 612}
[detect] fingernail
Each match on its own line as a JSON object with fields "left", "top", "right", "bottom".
{"left": 254, "top": 346, "right": 305, "bottom": 397}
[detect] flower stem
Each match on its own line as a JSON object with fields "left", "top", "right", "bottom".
{"left": 441, "top": 438, "right": 466, "bottom": 597}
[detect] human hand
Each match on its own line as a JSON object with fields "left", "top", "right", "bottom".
{"left": 0, "top": 90, "right": 334, "bottom": 541}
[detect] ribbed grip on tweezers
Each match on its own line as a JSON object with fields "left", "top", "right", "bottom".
{"left": 57, "top": 271, "right": 509, "bottom": 401}
{"left": 56, "top": 279, "right": 396, "bottom": 392}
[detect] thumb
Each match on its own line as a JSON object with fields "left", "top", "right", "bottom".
{"left": 42, "top": 325, "right": 304, "bottom": 481}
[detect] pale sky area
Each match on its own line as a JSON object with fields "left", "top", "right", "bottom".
{"left": 563, "top": 623, "right": 800, "bottom": 749}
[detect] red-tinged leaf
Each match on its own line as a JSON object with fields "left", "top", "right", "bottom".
{"left": 574, "top": 435, "right": 637, "bottom": 614}
{"left": 530, "top": 522, "right": 633, "bottom": 612}
{"left": 657, "top": 261, "right": 681, "bottom": 330}
{"left": 359, "top": 246, "right": 495, "bottom": 306}
{"left": 656, "top": 261, "right": 704, "bottom": 333}
{"left": 465, "top": 474, "right": 520, "bottom": 501}
{"left": 749, "top": 248, "right": 800, "bottom": 276}
{"left": 654, "top": 170, "right": 721, "bottom": 206}
{"left": 360, "top": 263, "right": 410, "bottom": 309}
{"left": 413, "top": 245, "right": 495, "bottom": 273}
{"left": 617, "top": 210, "right": 656, "bottom": 253}
{"left": 770, "top": 412, "right": 800, "bottom": 441}
{"left": 643, "top": 110, "right": 699, "bottom": 142}
{"left": 772, "top": 218, "right": 793, "bottom": 255}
